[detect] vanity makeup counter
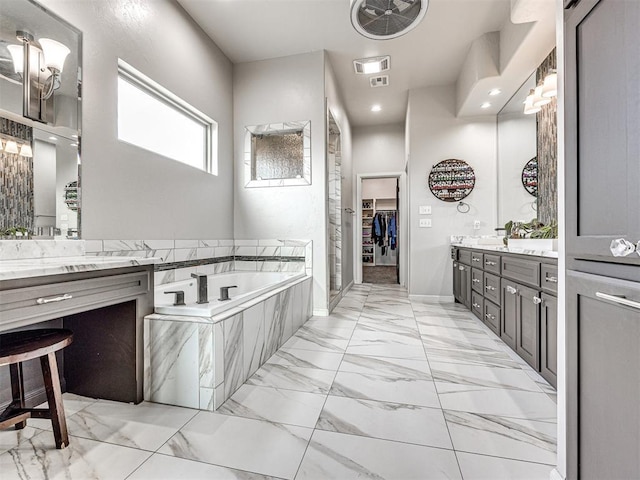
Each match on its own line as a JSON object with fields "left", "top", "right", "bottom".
{"left": 0, "top": 241, "right": 156, "bottom": 406}
{"left": 451, "top": 240, "right": 558, "bottom": 388}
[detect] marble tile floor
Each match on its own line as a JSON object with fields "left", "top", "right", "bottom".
{"left": 0, "top": 283, "right": 557, "bottom": 479}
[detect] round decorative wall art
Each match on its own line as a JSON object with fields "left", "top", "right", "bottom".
{"left": 428, "top": 159, "right": 476, "bottom": 202}
{"left": 521, "top": 157, "right": 538, "bottom": 197}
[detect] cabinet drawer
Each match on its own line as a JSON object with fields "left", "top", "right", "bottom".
{"left": 502, "top": 256, "right": 540, "bottom": 287}
{"left": 0, "top": 271, "right": 150, "bottom": 331}
{"left": 483, "top": 272, "right": 501, "bottom": 305}
{"left": 484, "top": 300, "right": 500, "bottom": 336}
{"left": 471, "top": 291, "right": 483, "bottom": 320}
{"left": 541, "top": 264, "right": 559, "bottom": 294}
{"left": 484, "top": 254, "right": 501, "bottom": 274}
{"left": 471, "top": 251, "right": 484, "bottom": 267}
{"left": 458, "top": 249, "right": 472, "bottom": 266}
{"left": 471, "top": 268, "right": 484, "bottom": 294}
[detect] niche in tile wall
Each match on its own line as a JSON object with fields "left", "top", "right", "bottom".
{"left": 244, "top": 121, "right": 311, "bottom": 187}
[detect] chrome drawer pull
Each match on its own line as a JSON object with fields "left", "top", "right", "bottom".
{"left": 473, "top": 258, "right": 481, "bottom": 262}
{"left": 36, "top": 294, "right": 73, "bottom": 305}
{"left": 506, "top": 285, "right": 517, "bottom": 295}
{"left": 485, "top": 261, "right": 497, "bottom": 266}
{"left": 596, "top": 292, "right": 640, "bottom": 310}
{"left": 533, "top": 296, "right": 543, "bottom": 305}
{"left": 472, "top": 278, "right": 480, "bottom": 283}
{"left": 485, "top": 285, "right": 496, "bottom": 291}
{"left": 546, "top": 276, "right": 558, "bottom": 283}
{"left": 485, "top": 313, "right": 496, "bottom": 320}
{"left": 472, "top": 302, "right": 481, "bottom": 309}
{"left": 459, "top": 266, "right": 465, "bottom": 271}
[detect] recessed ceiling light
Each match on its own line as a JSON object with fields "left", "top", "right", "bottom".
{"left": 353, "top": 56, "right": 391, "bottom": 75}
{"left": 48, "top": 136, "right": 57, "bottom": 141}
{"left": 371, "top": 105, "right": 382, "bottom": 112}
{"left": 481, "top": 102, "right": 491, "bottom": 109}
{"left": 489, "top": 88, "right": 501, "bottom": 96}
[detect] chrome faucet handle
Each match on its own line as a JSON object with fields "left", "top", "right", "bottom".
{"left": 164, "top": 290, "right": 185, "bottom": 306}
{"left": 219, "top": 285, "right": 237, "bottom": 301}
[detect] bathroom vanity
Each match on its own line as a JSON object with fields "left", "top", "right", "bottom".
{"left": 451, "top": 244, "right": 558, "bottom": 388}
{"left": 0, "top": 252, "right": 155, "bottom": 409}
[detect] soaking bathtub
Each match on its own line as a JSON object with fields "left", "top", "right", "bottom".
{"left": 154, "top": 271, "right": 306, "bottom": 317}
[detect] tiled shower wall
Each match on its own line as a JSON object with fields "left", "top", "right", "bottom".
{"left": 0, "top": 118, "right": 33, "bottom": 231}
{"left": 85, "top": 239, "right": 312, "bottom": 285}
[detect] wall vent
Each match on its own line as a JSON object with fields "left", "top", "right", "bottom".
{"left": 370, "top": 75, "right": 389, "bottom": 88}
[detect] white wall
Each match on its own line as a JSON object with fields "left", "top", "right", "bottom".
{"left": 498, "top": 111, "right": 537, "bottom": 225}
{"left": 407, "top": 85, "right": 497, "bottom": 298}
{"left": 362, "top": 178, "right": 397, "bottom": 200}
{"left": 39, "top": 0, "right": 234, "bottom": 240}
{"left": 352, "top": 124, "right": 405, "bottom": 174}
{"left": 325, "top": 55, "right": 354, "bottom": 291}
{"left": 233, "top": 51, "right": 329, "bottom": 313}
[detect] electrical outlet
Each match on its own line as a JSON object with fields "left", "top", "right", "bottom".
{"left": 419, "top": 219, "right": 432, "bottom": 228}
{"left": 473, "top": 220, "right": 481, "bottom": 230}
{"left": 419, "top": 205, "right": 432, "bottom": 215}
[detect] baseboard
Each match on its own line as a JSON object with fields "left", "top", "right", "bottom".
{"left": 343, "top": 281, "right": 354, "bottom": 294}
{"left": 313, "top": 308, "right": 330, "bottom": 317}
{"left": 408, "top": 294, "right": 455, "bottom": 303}
{"left": 549, "top": 468, "right": 564, "bottom": 480}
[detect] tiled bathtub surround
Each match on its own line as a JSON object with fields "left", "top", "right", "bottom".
{"left": 85, "top": 238, "right": 312, "bottom": 285}
{"left": 144, "top": 276, "right": 313, "bottom": 410}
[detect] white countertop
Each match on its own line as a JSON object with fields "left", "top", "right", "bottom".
{"left": 0, "top": 255, "right": 158, "bottom": 281}
{"left": 451, "top": 243, "right": 558, "bottom": 259}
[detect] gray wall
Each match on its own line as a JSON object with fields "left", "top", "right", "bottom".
{"left": 233, "top": 51, "right": 329, "bottom": 313}
{"left": 407, "top": 85, "right": 497, "bottom": 298}
{"left": 353, "top": 124, "right": 406, "bottom": 174}
{"left": 39, "top": 0, "right": 235, "bottom": 240}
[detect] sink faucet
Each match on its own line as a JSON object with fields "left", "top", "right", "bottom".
{"left": 190, "top": 273, "right": 209, "bottom": 304}
{"left": 219, "top": 285, "right": 237, "bottom": 301}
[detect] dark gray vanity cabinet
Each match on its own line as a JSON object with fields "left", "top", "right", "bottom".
{"left": 540, "top": 292, "right": 557, "bottom": 387}
{"left": 453, "top": 260, "right": 471, "bottom": 309}
{"left": 565, "top": 0, "right": 640, "bottom": 477}
{"left": 452, "top": 247, "right": 556, "bottom": 386}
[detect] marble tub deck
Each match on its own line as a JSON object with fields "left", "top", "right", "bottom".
{"left": 0, "top": 284, "right": 557, "bottom": 479}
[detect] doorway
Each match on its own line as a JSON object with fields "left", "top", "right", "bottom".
{"left": 360, "top": 176, "right": 400, "bottom": 285}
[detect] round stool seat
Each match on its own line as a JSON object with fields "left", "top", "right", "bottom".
{"left": 0, "top": 328, "right": 73, "bottom": 449}
{"left": 0, "top": 329, "right": 73, "bottom": 366}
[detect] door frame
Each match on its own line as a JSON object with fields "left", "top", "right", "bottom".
{"left": 355, "top": 172, "right": 408, "bottom": 287}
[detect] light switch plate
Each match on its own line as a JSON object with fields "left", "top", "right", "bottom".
{"left": 419, "top": 219, "right": 432, "bottom": 228}
{"left": 419, "top": 205, "right": 432, "bottom": 215}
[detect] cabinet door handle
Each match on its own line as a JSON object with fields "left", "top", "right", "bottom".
{"left": 485, "top": 261, "right": 497, "bottom": 266}
{"left": 533, "top": 296, "right": 543, "bottom": 305}
{"left": 36, "top": 293, "right": 73, "bottom": 305}
{"left": 506, "top": 285, "right": 517, "bottom": 295}
{"left": 546, "top": 276, "right": 558, "bottom": 283}
{"left": 485, "top": 313, "right": 496, "bottom": 320}
{"left": 596, "top": 292, "right": 640, "bottom": 311}
{"left": 473, "top": 302, "right": 481, "bottom": 309}
{"left": 473, "top": 258, "right": 481, "bottom": 262}
{"left": 485, "top": 285, "right": 496, "bottom": 291}
{"left": 459, "top": 266, "right": 465, "bottom": 271}
{"left": 472, "top": 278, "right": 480, "bottom": 283}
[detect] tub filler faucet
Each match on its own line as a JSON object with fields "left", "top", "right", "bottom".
{"left": 190, "top": 273, "right": 209, "bottom": 304}
{"left": 219, "top": 285, "right": 237, "bottom": 301}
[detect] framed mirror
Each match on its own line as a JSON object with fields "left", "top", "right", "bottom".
{"left": 244, "top": 121, "right": 311, "bottom": 188}
{"left": 0, "top": 0, "right": 82, "bottom": 238}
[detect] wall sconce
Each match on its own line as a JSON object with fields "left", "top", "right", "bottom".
{"left": 7, "top": 30, "right": 70, "bottom": 124}
{"left": 523, "top": 69, "right": 557, "bottom": 114}
{"left": 0, "top": 137, "right": 33, "bottom": 157}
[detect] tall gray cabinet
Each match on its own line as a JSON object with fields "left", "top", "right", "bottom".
{"left": 565, "top": 0, "right": 640, "bottom": 477}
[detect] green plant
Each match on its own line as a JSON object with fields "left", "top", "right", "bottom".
{"left": 530, "top": 220, "right": 558, "bottom": 239}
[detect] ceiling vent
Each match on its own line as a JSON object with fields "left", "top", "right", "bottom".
{"left": 370, "top": 75, "right": 389, "bottom": 88}
{"left": 350, "top": 0, "right": 429, "bottom": 40}
{"left": 353, "top": 55, "right": 390, "bottom": 75}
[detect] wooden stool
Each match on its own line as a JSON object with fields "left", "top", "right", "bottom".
{"left": 0, "top": 329, "right": 73, "bottom": 449}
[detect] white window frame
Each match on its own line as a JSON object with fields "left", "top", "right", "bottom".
{"left": 117, "top": 59, "right": 217, "bottom": 174}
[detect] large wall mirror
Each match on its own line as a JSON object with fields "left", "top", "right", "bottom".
{"left": 0, "top": 0, "right": 82, "bottom": 238}
{"left": 496, "top": 72, "right": 537, "bottom": 226}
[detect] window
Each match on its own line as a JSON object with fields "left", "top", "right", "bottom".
{"left": 117, "top": 60, "right": 217, "bottom": 174}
